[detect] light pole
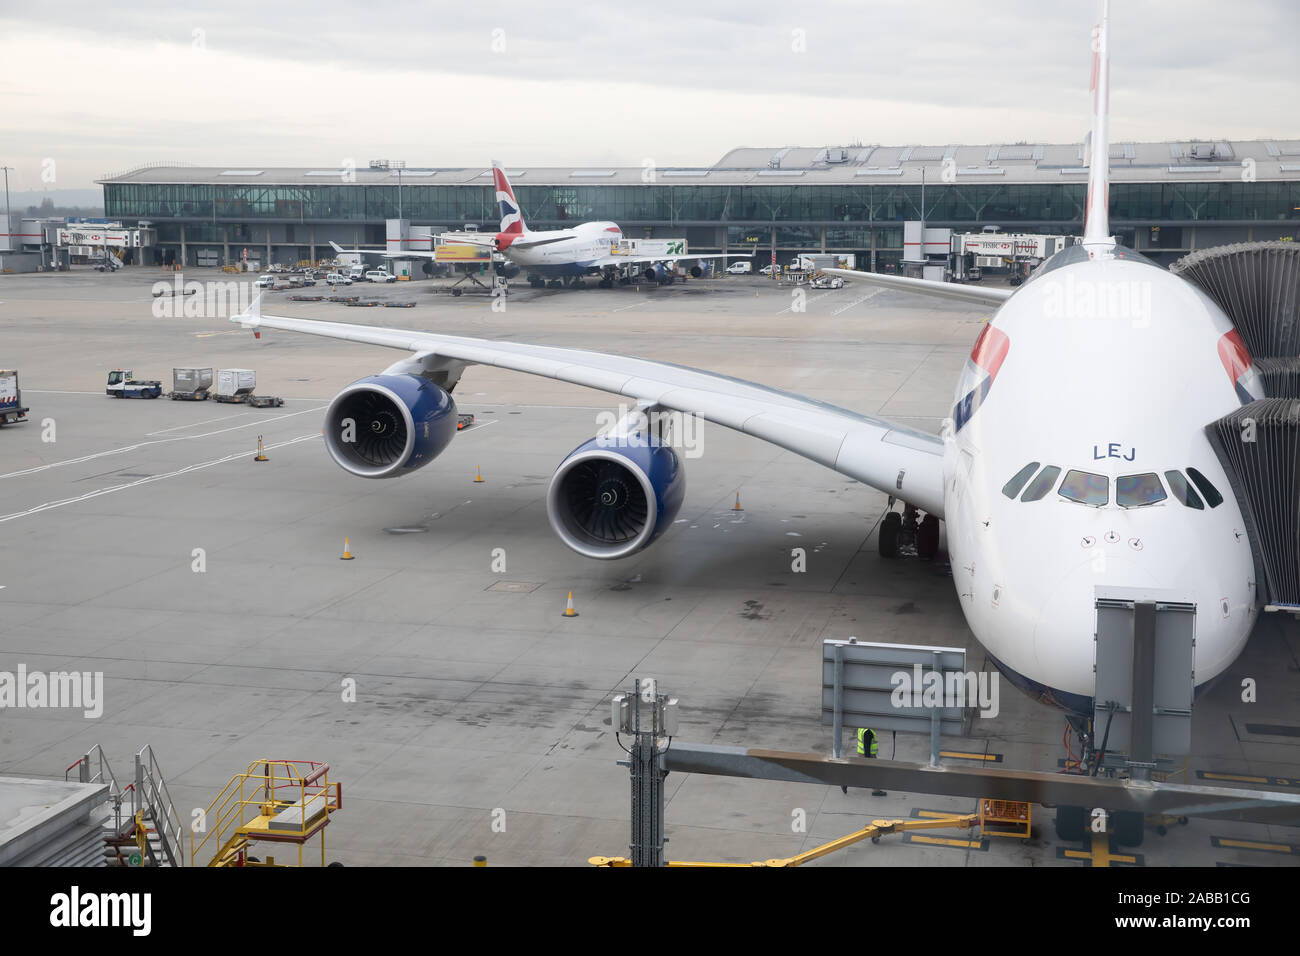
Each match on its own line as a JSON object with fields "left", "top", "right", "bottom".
{"left": 0, "top": 166, "right": 12, "bottom": 254}
{"left": 369, "top": 160, "right": 408, "bottom": 259}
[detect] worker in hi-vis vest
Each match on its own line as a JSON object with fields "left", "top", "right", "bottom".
{"left": 845, "top": 727, "right": 887, "bottom": 796}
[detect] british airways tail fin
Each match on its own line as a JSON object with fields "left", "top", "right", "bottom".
{"left": 491, "top": 161, "right": 527, "bottom": 243}
{"left": 1082, "top": 0, "right": 1115, "bottom": 256}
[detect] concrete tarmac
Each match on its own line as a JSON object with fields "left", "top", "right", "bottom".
{"left": 0, "top": 267, "right": 1296, "bottom": 866}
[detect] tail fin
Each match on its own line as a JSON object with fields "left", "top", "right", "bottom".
{"left": 1082, "top": 0, "right": 1115, "bottom": 256}
{"left": 234, "top": 291, "right": 263, "bottom": 328}
{"left": 491, "top": 160, "right": 526, "bottom": 243}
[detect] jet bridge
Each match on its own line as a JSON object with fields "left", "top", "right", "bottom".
{"left": 1175, "top": 242, "right": 1300, "bottom": 612}
{"left": 1207, "top": 400, "right": 1300, "bottom": 610}
{"left": 1171, "top": 241, "right": 1300, "bottom": 358}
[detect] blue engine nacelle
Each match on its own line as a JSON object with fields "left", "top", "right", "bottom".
{"left": 689, "top": 262, "right": 704, "bottom": 278}
{"left": 642, "top": 263, "right": 669, "bottom": 282}
{"left": 547, "top": 435, "right": 685, "bottom": 559}
{"left": 496, "top": 259, "right": 521, "bottom": 279}
{"left": 324, "top": 374, "right": 458, "bottom": 478}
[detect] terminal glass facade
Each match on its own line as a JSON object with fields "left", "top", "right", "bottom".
{"left": 106, "top": 181, "right": 1300, "bottom": 227}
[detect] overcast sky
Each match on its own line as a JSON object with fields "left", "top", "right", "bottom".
{"left": 2, "top": 0, "right": 1297, "bottom": 192}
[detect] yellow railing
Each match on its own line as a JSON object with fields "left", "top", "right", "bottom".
{"left": 191, "top": 759, "right": 340, "bottom": 867}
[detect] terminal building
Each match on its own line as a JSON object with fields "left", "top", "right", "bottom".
{"left": 97, "top": 140, "right": 1300, "bottom": 271}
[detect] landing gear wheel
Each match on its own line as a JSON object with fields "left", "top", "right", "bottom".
{"left": 917, "top": 514, "right": 940, "bottom": 560}
{"left": 1113, "top": 810, "right": 1144, "bottom": 848}
{"left": 451, "top": 288, "right": 463, "bottom": 297}
{"left": 1054, "top": 804, "right": 1086, "bottom": 842}
{"left": 878, "top": 511, "right": 902, "bottom": 559}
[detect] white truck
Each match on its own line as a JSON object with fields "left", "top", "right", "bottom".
{"left": 791, "top": 253, "right": 856, "bottom": 271}
{"left": 0, "top": 369, "right": 29, "bottom": 425}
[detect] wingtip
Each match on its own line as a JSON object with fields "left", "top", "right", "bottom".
{"left": 233, "top": 290, "right": 264, "bottom": 327}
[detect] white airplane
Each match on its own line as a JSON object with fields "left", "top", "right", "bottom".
{"left": 330, "top": 161, "right": 748, "bottom": 289}
{"left": 236, "top": 3, "right": 1261, "bottom": 735}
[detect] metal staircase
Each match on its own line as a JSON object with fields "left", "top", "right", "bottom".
{"left": 68, "top": 745, "right": 185, "bottom": 867}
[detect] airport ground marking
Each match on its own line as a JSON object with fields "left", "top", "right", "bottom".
{"left": 939, "top": 750, "right": 1003, "bottom": 763}
{"left": 0, "top": 405, "right": 327, "bottom": 480}
{"left": 1210, "top": 836, "right": 1296, "bottom": 855}
{"left": 0, "top": 433, "right": 320, "bottom": 524}
{"left": 831, "top": 288, "right": 883, "bottom": 316}
{"left": 777, "top": 290, "right": 838, "bottom": 315}
{"left": 903, "top": 833, "right": 988, "bottom": 851}
{"left": 146, "top": 412, "right": 256, "bottom": 436}
{"left": 1197, "top": 770, "right": 1299, "bottom": 789}
{"left": 1057, "top": 837, "right": 1141, "bottom": 867}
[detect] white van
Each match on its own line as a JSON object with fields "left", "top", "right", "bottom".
{"left": 726, "top": 261, "right": 753, "bottom": 275}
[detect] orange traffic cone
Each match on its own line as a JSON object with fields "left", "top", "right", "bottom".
{"left": 732, "top": 490, "right": 744, "bottom": 512}
{"left": 474, "top": 466, "right": 484, "bottom": 483}
{"left": 561, "top": 590, "right": 579, "bottom": 617}
{"left": 341, "top": 538, "right": 355, "bottom": 560}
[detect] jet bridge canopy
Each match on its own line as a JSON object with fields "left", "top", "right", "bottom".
{"left": 1206, "top": 400, "right": 1300, "bottom": 609}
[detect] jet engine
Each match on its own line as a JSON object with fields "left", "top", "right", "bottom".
{"left": 495, "top": 259, "right": 521, "bottom": 279}
{"left": 547, "top": 435, "right": 685, "bottom": 559}
{"left": 689, "top": 264, "right": 704, "bottom": 278}
{"left": 642, "top": 263, "right": 669, "bottom": 282}
{"left": 324, "top": 374, "right": 458, "bottom": 478}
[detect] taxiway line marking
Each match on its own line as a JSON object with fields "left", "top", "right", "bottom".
{"left": 776, "top": 290, "right": 838, "bottom": 315}
{"left": 611, "top": 301, "right": 648, "bottom": 313}
{"left": 0, "top": 433, "right": 320, "bottom": 525}
{"left": 905, "top": 834, "right": 985, "bottom": 850}
{"left": 1211, "top": 837, "right": 1295, "bottom": 855}
{"left": 0, "top": 405, "right": 327, "bottom": 480}
{"left": 939, "top": 750, "right": 1003, "bottom": 762}
{"left": 831, "top": 288, "right": 883, "bottom": 316}
{"left": 147, "top": 412, "right": 256, "bottom": 436}
{"left": 1198, "top": 770, "right": 1297, "bottom": 787}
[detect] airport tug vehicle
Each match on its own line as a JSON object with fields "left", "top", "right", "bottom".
{"left": 105, "top": 369, "right": 163, "bottom": 399}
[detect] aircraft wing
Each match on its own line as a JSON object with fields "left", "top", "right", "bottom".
{"left": 593, "top": 252, "right": 752, "bottom": 268}
{"left": 231, "top": 299, "right": 946, "bottom": 517}
{"left": 328, "top": 240, "right": 493, "bottom": 260}
{"left": 819, "top": 268, "right": 1012, "bottom": 307}
{"left": 504, "top": 236, "right": 572, "bottom": 250}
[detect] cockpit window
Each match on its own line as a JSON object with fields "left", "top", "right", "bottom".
{"left": 1115, "top": 473, "right": 1167, "bottom": 508}
{"left": 1020, "top": 465, "right": 1061, "bottom": 502}
{"left": 1164, "top": 470, "right": 1204, "bottom": 510}
{"left": 1002, "top": 462, "right": 1041, "bottom": 500}
{"left": 1185, "top": 467, "right": 1224, "bottom": 508}
{"left": 1058, "top": 469, "right": 1109, "bottom": 506}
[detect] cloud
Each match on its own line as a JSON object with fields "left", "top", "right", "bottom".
{"left": 2, "top": 1, "right": 1296, "bottom": 190}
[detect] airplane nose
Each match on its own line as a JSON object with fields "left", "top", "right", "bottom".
{"left": 1032, "top": 554, "right": 1160, "bottom": 699}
